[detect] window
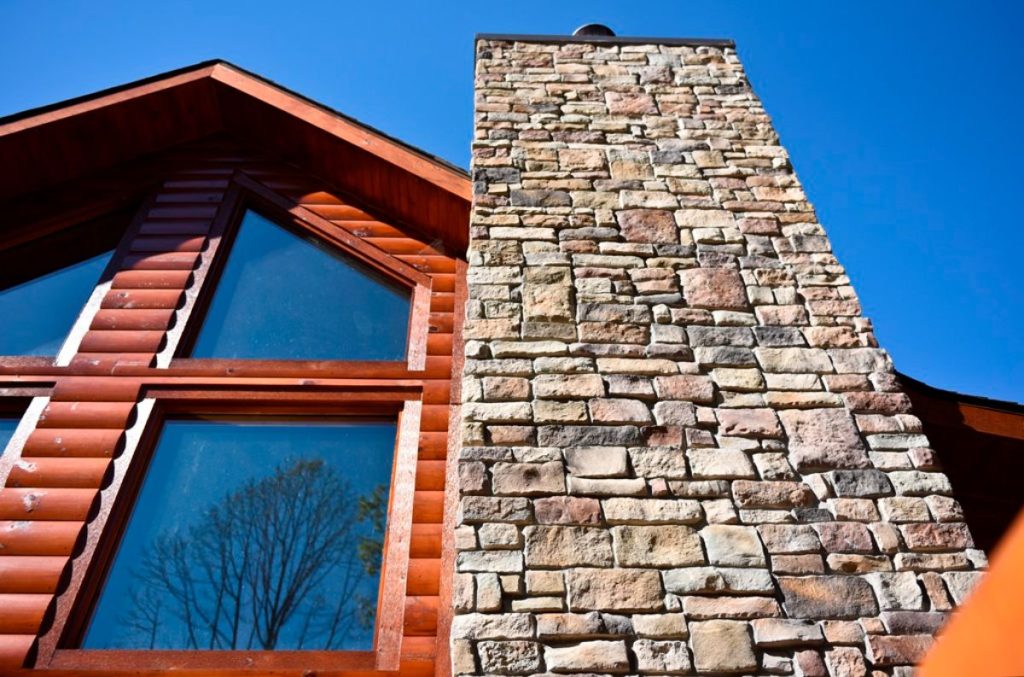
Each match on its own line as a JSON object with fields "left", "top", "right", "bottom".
{"left": 83, "top": 418, "right": 397, "bottom": 651}
{"left": 0, "top": 416, "right": 18, "bottom": 451}
{"left": 0, "top": 211, "right": 125, "bottom": 356}
{"left": 5, "top": 171, "right": 445, "bottom": 674}
{"left": 190, "top": 210, "right": 412, "bottom": 361}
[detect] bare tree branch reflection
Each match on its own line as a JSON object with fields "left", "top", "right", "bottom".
{"left": 121, "top": 459, "right": 386, "bottom": 649}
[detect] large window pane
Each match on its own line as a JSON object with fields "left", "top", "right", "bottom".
{"left": 0, "top": 209, "right": 127, "bottom": 357}
{"left": 0, "top": 250, "right": 113, "bottom": 356}
{"left": 0, "top": 416, "right": 19, "bottom": 451}
{"left": 191, "top": 211, "right": 411, "bottom": 360}
{"left": 83, "top": 418, "right": 396, "bottom": 651}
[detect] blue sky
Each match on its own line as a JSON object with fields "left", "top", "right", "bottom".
{"left": 1, "top": 1, "right": 1021, "bottom": 401}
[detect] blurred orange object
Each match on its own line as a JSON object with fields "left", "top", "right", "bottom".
{"left": 919, "top": 509, "right": 1024, "bottom": 677}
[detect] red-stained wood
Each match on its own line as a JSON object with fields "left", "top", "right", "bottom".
{"left": 36, "top": 402, "right": 135, "bottom": 430}
{"left": 435, "top": 258, "right": 468, "bottom": 677}
{"left": 50, "top": 379, "right": 143, "bottom": 403}
{"left": 21, "top": 429, "right": 124, "bottom": 458}
{"left": 410, "top": 524, "right": 442, "bottom": 560}
{"left": 0, "top": 488, "right": 98, "bottom": 520}
{"left": 403, "top": 597, "right": 439, "bottom": 637}
{"left": 6, "top": 458, "right": 111, "bottom": 489}
{"left": 415, "top": 461, "right": 446, "bottom": 491}
{"left": 411, "top": 492, "right": 445, "bottom": 524}
{"left": 120, "top": 252, "right": 201, "bottom": 271}
{"left": 90, "top": 309, "right": 175, "bottom": 331}
{"left": 0, "top": 595, "right": 50, "bottom": 635}
{"left": 0, "top": 137, "right": 469, "bottom": 674}
{"left": 111, "top": 270, "right": 193, "bottom": 290}
{"left": 0, "top": 634, "right": 36, "bottom": 670}
{"left": 375, "top": 400, "right": 422, "bottom": 671}
{"left": 0, "top": 557, "right": 66, "bottom": 594}
{"left": 407, "top": 559, "right": 442, "bottom": 596}
{"left": 0, "top": 521, "right": 82, "bottom": 556}
{"left": 100, "top": 289, "right": 184, "bottom": 310}
{"left": 77, "top": 331, "right": 165, "bottom": 354}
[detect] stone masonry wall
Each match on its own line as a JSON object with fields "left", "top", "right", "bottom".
{"left": 453, "top": 35, "right": 984, "bottom": 676}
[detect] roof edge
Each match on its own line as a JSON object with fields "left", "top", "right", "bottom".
{"left": 210, "top": 62, "right": 469, "bottom": 181}
{"left": 898, "top": 372, "right": 1024, "bottom": 414}
{"left": 0, "top": 59, "right": 224, "bottom": 128}
{"left": 476, "top": 33, "right": 735, "bottom": 48}
{"left": 0, "top": 59, "right": 471, "bottom": 186}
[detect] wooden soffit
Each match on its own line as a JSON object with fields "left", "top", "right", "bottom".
{"left": 0, "top": 61, "right": 471, "bottom": 253}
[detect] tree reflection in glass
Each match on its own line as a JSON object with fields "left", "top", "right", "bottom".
{"left": 83, "top": 419, "right": 395, "bottom": 651}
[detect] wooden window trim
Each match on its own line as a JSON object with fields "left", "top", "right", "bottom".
{"left": 34, "top": 384, "right": 422, "bottom": 674}
{"left": 164, "top": 171, "right": 433, "bottom": 371}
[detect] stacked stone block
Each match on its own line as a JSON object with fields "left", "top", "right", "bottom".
{"left": 455, "top": 35, "right": 983, "bottom": 675}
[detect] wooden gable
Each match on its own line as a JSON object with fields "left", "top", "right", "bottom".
{"left": 0, "top": 62, "right": 470, "bottom": 676}
{"left": 0, "top": 60, "right": 471, "bottom": 253}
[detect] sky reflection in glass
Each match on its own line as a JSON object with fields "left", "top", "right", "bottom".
{"left": 83, "top": 418, "right": 396, "bottom": 651}
{"left": 0, "top": 418, "right": 18, "bottom": 453}
{"left": 0, "top": 250, "right": 111, "bottom": 356}
{"left": 192, "top": 211, "right": 411, "bottom": 360}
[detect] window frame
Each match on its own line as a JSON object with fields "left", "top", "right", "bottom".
{"left": 0, "top": 162, "right": 459, "bottom": 674}
{"left": 35, "top": 383, "right": 422, "bottom": 673}
{"left": 165, "top": 172, "right": 434, "bottom": 372}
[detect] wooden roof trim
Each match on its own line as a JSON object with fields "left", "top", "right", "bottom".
{"left": 0, "top": 60, "right": 470, "bottom": 202}
{"left": 899, "top": 372, "right": 1024, "bottom": 441}
{"left": 209, "top": 64, "right": 471, "bottom": 202}
{"left": 0, "top": 66, "right": 218, "bottom": 137}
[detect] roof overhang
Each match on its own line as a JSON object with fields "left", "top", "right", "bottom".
{"left": 0, "top": 60, "right": 471, "bottom": 252}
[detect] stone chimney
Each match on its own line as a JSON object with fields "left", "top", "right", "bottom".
{"left": 454, "top": 29, "right": 982, "bottom": 675}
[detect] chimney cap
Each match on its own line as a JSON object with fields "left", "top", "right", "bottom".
{"left": 573, "top": 23, "right": 615, "bottom": 37}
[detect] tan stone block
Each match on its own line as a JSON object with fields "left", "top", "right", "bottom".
{"left": 778, "top": 576, "right": 879, "bottom": 619}
{"left": 534, "top": 400, "right": 588, "bottom": 423}
{"left": 755, "top": 347, "right": 833, "bottom": 374}
{"left": 700, "top": 525, "right": 766, "bottom": 566}
{"left": 606, "top": 91, "right": 658, "bottom": 116}
{"left": 482, "top": 376, "right": 531, "bottom": 401}
{"left": 534, "top": 496, "right": 602, "bottom": 525}
{"left": 523, "top": 283, "right": 572, "bottom": 323}
{"left": 535, "top": 373, "right": 605, "bottom": 399}
{"left": 632, "top": 613, "right": 689, "bottom": 638}
{"left": 733, "top": 480, "right": 816, "bottom": 509}
{"left": 601, "top": 497, "right": 702, "bottom": 524}
{"left": 477, "top": 640, "right": 541, "bottom": 674}
{"left": 866, "top": 635, "right": 933, "bottom": 667}
{"left": 687, "top": 449, "right": 756, "bottom": 479}
{"left": 612, "top": 525, "right": 703, "bottom": 567}
{"left": 711, "top": 367, "right": 765, "bottom": 392}
{"left": 564, "top": 446, "right": 628, "bottom": 478}
{"left": 633, "top": 639, "right": 692, "bottom": 674}
{"left": 524, "top": 526, "right": 613, "bottom": 568}
{"left": 676, "top": 209, "right": 735, "bottom": 228}
{"left": 589, "top": 398, "right": 652, "bottom": 423}
{"left": 679, "top": 267, "right": 748, "bottom": 309}
{"left": 616, "top": 209, "right": 678, "bottom": 244}
{"left": 653, "top": 374, "right": 715, "bottom": 403}
{"left": 491, "top": 461, "right": 565, "bottom": 496}
{"left": 566, "top": 568, "right": 664, "bottom": 611}
{"left": 450, "top": 613, "right": 534, "bottom": 640}
{"left": 558, "top": 148, "right": 606, "bottom": 170}
{"left": 545, "top": 639, "right": 630, "bottom": 673}
{"left": 717, "top": 407, "right": 783, "bottom": 437}
{"left": 690, "top": 620, "right": 757, "bottom": 673}
{"left": 567, "top": 476, "right": 647, "bottom": 497}
{"left": 779, "top": 408, "right": 871, "bottom": 471}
